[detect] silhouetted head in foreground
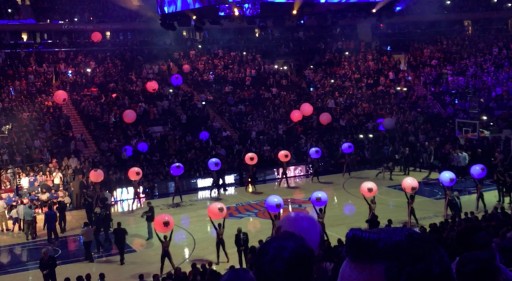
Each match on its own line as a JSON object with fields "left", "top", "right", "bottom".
{"left": 337, "top": 227, "right": 455, "bottom": 281}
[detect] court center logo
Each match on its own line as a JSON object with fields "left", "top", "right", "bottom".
{"left": 225, "top": 198, "right": 311, "bottom": 220}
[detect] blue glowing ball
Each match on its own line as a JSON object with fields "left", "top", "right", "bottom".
{"left": 341, "top": 142, "right": 354, "bottom": 154}
{"left": 122, "top": 145, "right": 133, "bottom": 157}
{"left": 470, "top": 164, "right": 487, "bottom": 180}
{"left": 309, "top": 147, "right": 322, "bottom": 159}
{"left": 199, "top": 131, "right": 210, "bottom": 141}
{"left": 376, "top": 118, "right": 384, "bottom": 124}
{"left": 378, "top": 124, "right": 385, "bottom": 131}
{"left": 439, "top": 171, "right": 457, "bottom": 187}
{"left": 265, "top": 195, "right": 284, "bottom": 213}
{"left": 208, "top": 158, "right": 222, "bottom": 171}
{"left": 170, "top": 163, "right": 185, "bottom": 177}
{"left": 170, "top": 74, "right": 183, "bottom": 87}
{"left": 137, "top": 141, "right": 149, "bottom": 153}
{"left": 310, "top": 191, "right": 328, "bottom": 208}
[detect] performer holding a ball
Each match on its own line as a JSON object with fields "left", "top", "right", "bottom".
{"left": 155, "top": 229, "right": 175, "bottom": 276}
{"left": 209, "top": 216, "right": 229, "bottom": 265}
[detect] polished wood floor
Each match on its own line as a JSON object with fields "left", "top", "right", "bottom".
{"left": 0, "top": 170, "right": 501, "bottom": 280}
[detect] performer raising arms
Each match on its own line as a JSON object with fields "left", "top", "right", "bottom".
{"left": 312, "top": 203, "right": 329, "bottom": 242}
{"left": 155, "top": 229, "right": 176, "bottom": 276}
{"left": 267, "top": 210, "right": 281, "bottom": 237}
{"left": 209, "top": 216, "right": 229, "bottom": 265}
{"left": 363, "top": 196, "right": 377, "bottom": 219}
{"left": 404, "top": 191, "right": 419, "bottom": 227}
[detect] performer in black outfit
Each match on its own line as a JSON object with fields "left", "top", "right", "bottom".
{"left": 155, "top": 229, "right": 176, "bottom": 276}
{"left": 209, "top": 216, "right": 229, "bottom": 265}
{"left": 172, "top": 176, "right": 183, "bottom": 204}
{"left": 267, "top": 210, "right": 281, "bottom": 237}
{"left": 245, "top": 165, "right": 257, "bottom": 192}
{"left": 113, "top": 222, "right": 128, "bottom": 265}
{"left": 312, "top": 203, "right": 329, "bottom": 241}
{"left": 234, "top": 227, "right": 249, "bottom": 268}
{"left": 277, "top": 162, "right": 290, "bottom": 188}
{"left": 311, "top": 160, "right": 321, "bottom": 183}
{"left": 475, "top": 179, "right": 487, "bottom": 212}
{"left": 404, "top": 191, "right": 419, "bottom": 226}
{"left": 363, "top": 196, "right": 377, "bottom": 219}
{"left": 132, "top": 180, "right": 142, "bottom": 208}
{"left": 210, "top": 171, "right": 221, "bottom": 198}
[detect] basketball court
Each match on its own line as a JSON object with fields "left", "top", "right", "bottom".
{"left": 0, "top": 170, "right": 501, "bottom": 280}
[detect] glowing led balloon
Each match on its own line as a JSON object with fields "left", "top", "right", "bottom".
{"left": 208, "top": 158, "right": 222, "bottom": 171}
{"left": 278, "top": 150, "right": 291, "bottom": 162}
{"left": 470, "top": 164, "right": 487, "bottom": 180}
{"left": 378, "top": 124, "right": 385, "bottom": 131}
{"left": 300, "top": 103, "right": 314, "bottom": 117}
{"left": 244, "top": 153, "right": 258, "bottom": 165}
{"left": 137, "top": 141, "right": 149, "bottom": 153}
{"left": 207, "top": 202, "right": 227, "bottom": 220}
{"left": 199, "top": 131, "right": 210, "bottom": 141}
{"left": 182, "top": 64, "right": 191, "bottom": 73}
{"left": 128, "top": 167, "right": 143, "bottom": 181}
{"left": 360, "top": 181, "right": 378, "bottom": 198}
{"left": 439, "top": 171, "right": 457, "bottom": 187}
{"left": 376, "top": 118, "right": 384, "bottom": 124}
{"left": 310, "top": 191, "right": 328, "bottom": 207}
{"left": 341, "top": 142, "right": 354, "bottom": 154}
{"left": 265, "top": 195, "right": 284, "bottom": 213}
{"left": 383, "top": 118, "right": 396, "bottom": 130}
{"left": 401, "top": 176, "right": 420, "bottom": 193}
{"left": 154, "top": 214, "right": 175, "bottom": 233}
{"left": 122, "top": 109, "right": 137, "bottom": 124}
{"left": 89, "top": 169, "right": 104, "bottom": 183}
{"left": 53, "top": 90, "right": 68, "bottom": 104}
{"left": 290, "top": 110, "right": 303, "bottom": 123}
{"left": 122, "top": 145, "right": 133, "bottom": 157}
{"left": 309, "top": 147, "right": 322, "bottom": 159}
{"left": 319, "top": 112, "right": 332, "bottom": 125}
{"left": 170, "top": 163, "right": 184, "bottom": 176}
{"left": 90, "top": 32, "right": 102, "bottom": 43}
{"left": 145, "top": 80, "right": 159, "bottom": 93}
{"left": 170, "top": 74, "right": 183, "bottom": 87}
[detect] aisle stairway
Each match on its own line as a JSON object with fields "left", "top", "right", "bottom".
{"left": 62, "top": 102, "right": 98, "bottom": 157}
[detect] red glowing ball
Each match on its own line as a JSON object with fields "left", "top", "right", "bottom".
{"left": 154, "top": 214, "right": 175, "bottom": 234}
{"left": 360, "top": 181, "right": 378, "bottom": 198}
{"left": 290, "top": 110, "right": 303, "bottom": 123}
{"left": 300, "top": 103, "right": 314, "bottom": 117}
{"left": 182, "top": 64, "right": 191, "bottom": 73}
{"left": 245, "top": 153, "right": 258, "bottom": 165}
{"left": 53, "top": 90, "right": 68, "bottom": 104}
{"left": 278, "top": 150, "right": 291, "bottom": 162}
{"left": 207, "top": 202, "right": 227, "bottom": 220}
{"left": 401, "top": 177, "right": 419, "bottom": 194}
{"left": 91, "top": 32, "right": 102, "bottom": 43}
{"left": 89, "top": 169, "right": 104, "bottom": 183}
{"left": 128, "top": 167, "right": 143, "bottom": 181}
{"left": 319, "top": 112, "right": 332, "bottom": 125}
{"left": 145, "top": 80, "right": 159, "bottom": 93}
{"left": 122, "top": 109, "right": 137, "bottom": 124}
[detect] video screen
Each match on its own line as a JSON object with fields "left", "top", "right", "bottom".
{"left": 156, "top": 0, "right": 217, "bottom": 14}
{"left": 157, "top": 0, "right": 381, "bottom": 15}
